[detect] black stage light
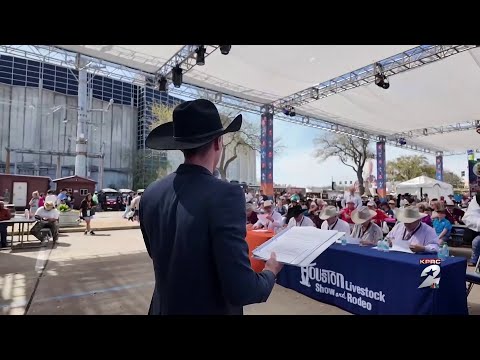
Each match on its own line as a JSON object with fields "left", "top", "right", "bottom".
{"left": 196, "top": 46, "right": 206, "bottom": 66}
{"left": 158, "top": 76, "right": 168, "bottom": 92}
{"left": 172, "top": 66, "right": 183, "bottom": 88}
{"left": 375, "top": 73, "right": 390, "bottom": 89}
{"left": 220, "top": 45, "right": 231, "bottom": 55}
{"left": 290, "top": 107, "right": 296, "bottom": 117}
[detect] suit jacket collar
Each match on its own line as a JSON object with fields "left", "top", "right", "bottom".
{"left": 176, "top": 163, "right": 213, "bottom": 176}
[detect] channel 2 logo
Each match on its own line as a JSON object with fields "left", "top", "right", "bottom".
{"left": 418, "top": 259, "right": 441, "bottom": 289}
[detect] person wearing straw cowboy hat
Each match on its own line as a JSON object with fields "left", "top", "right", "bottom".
{"left": 350, "top": 206, "right": 383, "bottom": 246}
{"left": 30, "top": 200, "right": 60, "bottom": 243}
{"left": 320, "top": 206, "right": 351, "bottom": 234}
{"left": 252, "top": 199, "right": 283, "bottom": 232}
{"left": 139, "top": 99, "right": 282, "bottom": 315}
{"left": 386, "top": 207, "right": 440, "bottom": 253}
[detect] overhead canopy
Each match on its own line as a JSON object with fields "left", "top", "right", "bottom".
{"left": 56, "top": 45, "right": 480, "bottom": 154}
{"left": 395, "top": 176, "right": 454, "bottom": 199}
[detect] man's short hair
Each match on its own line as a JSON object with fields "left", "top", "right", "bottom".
{"left": 182, "top": 139, "right": 215, "bottom": 158}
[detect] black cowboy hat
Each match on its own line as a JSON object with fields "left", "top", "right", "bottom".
{"left": 146, "top": 99, "right": 242, "bottom": 150}
{"left": 291, "top": 205, "right": 304, "bottom": 217}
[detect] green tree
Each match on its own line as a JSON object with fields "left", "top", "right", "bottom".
{"left": 313, "top": 134, "right": 374, "bottom": 196}
{"left": 443, "top": 171, "right": 464, "bottom": 188}
{"left": 386, "top": 155, "right": 435, "bottom": 182}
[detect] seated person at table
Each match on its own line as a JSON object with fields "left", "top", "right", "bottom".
{"left": 350, "top": 206, "right": 383, "bottom": 246}
{"left": 461, "top": 194, "right": 480, "bottom": 266}
{"left": 246, "top": 203, "right": 258, "bottom": 225}
{"left": 30, "top": 201, "right": 60, "bottom": 242}
{"left": 432, "top": 208, "right": 452, "bottom": 246}
{"left": 386, "top": 207, "right": 439, "bottom": 253}
{"left": 367, "top": 201, "right": 388, "bottom": 227}
{"left": 286, "top": 205, "right": 315, "bottom": 229}
{"left": 0, "top": 201, "right": 13, "bottom": 248}
{"left": 320, "top": 206, "right": 351, "bottom": 233}
{"left": 252, "top": 200, "right": 283, "bottom": 232}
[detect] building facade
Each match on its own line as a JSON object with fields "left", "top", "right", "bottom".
{"left": 0, "top": 53, "right": 256, "bottom": 189}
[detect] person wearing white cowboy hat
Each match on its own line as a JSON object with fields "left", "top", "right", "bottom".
{"left": 320, "top": 206, "right": 351, "bottom": 234}
{"left": 30, "top": 200, "right": 60, "bottom": 243}
{"left": 386, "top": 207, "right": 440, "bottom": 253}
{"left": 252, "top": 199, "right": 283, "bottom": 232}
{"left": 350, "top": 206, "right": 384, "bottom": 246}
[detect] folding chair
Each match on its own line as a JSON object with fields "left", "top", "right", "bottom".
{"left": 466, "top": 256, "right": 480, "bottom": 296}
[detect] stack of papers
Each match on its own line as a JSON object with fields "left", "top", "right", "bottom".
{"left": 390, "top": 239, "right": 414, "bottom": 254}
{"left": 253, "top": 226, "right": 345, "bottom": 267}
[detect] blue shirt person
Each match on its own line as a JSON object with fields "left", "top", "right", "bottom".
{"left": 433, "top": 209, "right": 452, "bottom": 245}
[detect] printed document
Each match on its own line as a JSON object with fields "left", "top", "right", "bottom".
{"left": 253, "top": 227, "right": 339, "bottom": 266}
{"left": 390, "top": 238, "right": 414, "bottom": 254}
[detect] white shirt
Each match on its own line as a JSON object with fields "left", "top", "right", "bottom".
{"left": 254, "top": 210, "right": 283, "bottom": 231}
{"left": 287, "top": 215, "right": 315, "bottom": 229}
{"left": 463, "top": 196, "right": 480, "bottom": 232}
{"left": 130, "top": 195, "right": 141, "bottom": 210}
{"left": 351, "top": 222, "right": 384, "bottom": 243}
{"left": 341, "top": 194, "right": 362, "bottom": 209}
{"left": 245, "top": 193, "right": 253, "bottom": 203}
{"left": 35, "top": 207, "right": 60, "bottom": 220}
{"left": 400, "top": 199, "right": 409, "bottom": 207}
{"left": 321, "top": 217, "right": 351, "bottom": 234}
{"left": 45, "top": 194, "right": 57, "bottom": 206}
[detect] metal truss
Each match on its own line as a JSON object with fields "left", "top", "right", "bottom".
{"left": 0, "top": 45, "right": 467, "bottom": 156}
{"left": 388, "top": 120, "right": 480, "bottom": 140}
{"left": 272, "top": 45, "right": 478, "bottom": 110}
{"left": 7, "top": 148, "right": 103, "bottom": 158}
{"left": 155, "top": 45, "right": 219, "bottom": 79}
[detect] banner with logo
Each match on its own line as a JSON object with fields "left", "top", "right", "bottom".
{"left": 435, "top": 155, "right": 443, "bottom": 181}
{"left": 260, "top": 106, "right": 274, "bottom": 196}
{"left": 376, "top": 141, "right": 386, "bottom": 199}
{"left": 276, "top": 244, "right": 467, "bottom": 315}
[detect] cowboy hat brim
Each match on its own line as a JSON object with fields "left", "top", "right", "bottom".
{"left": 351, "top": 209, "right": 377, "bottom": 225}
{"left": 394, "top": 210, "right": 427, "bottom": 224}
{"left": 319, "top": 212, "right": 338, "bottom": 220}
{"left": 146, "top": 114, "right": 242, "bottom": 150}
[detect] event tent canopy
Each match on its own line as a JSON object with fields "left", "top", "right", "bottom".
{"left": 51, "top": 45, "right": 480, "bottom": 154}
{"left": 395, "top": 176, "right": 454, "bottom": 199}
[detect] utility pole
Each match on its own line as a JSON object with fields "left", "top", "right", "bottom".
{"left": 75, "top": 54, "right": 88, "bottom": 177}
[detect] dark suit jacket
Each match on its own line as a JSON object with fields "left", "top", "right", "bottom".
{"left": 140, "top": 164, "right": 276, "bottom": 315}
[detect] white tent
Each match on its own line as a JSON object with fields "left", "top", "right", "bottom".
{"left": 395, "top": 176, "right": 453, "bottom": 200}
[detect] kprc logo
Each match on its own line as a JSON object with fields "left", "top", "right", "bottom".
{"left": 418, "top": 259, "right": 441, "bottom": 289}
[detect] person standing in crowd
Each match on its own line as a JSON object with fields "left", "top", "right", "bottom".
{"left": 307, "top": 201, "right": 323, "bottom": 228}
{"left": 2, "top": 189, "right": 10, "bottom": 204}
{"left": 367, "top": 201, "right": 388, "bottom": 227}
{"left": 320, "top": 206, "right": 351, "bottom": 233}
{"left": 341, "top": 187, "right": 362, "bottom": 209}
{"left": 461, "top": 194, "right": 480, "bottom": 267}
{"left": 122, "top": 191, "right": 134, "bottom": 219}
{"left": 56, "top": 188, "right": 68, "bottom": 207}
{"left": 387, "top": 199, "right": 397, "bottom": 217}
{"left": 29, "top": 191, "right": 40, "bottom": 217}
{"left": 80, "top": 193, "right": 96, "bottom": 235}
{"left": 140, "top": 99, "right": 281, "bottom": 315}
{"left": 286, "top": 205, "right": 315, "bottom": 229}
{"left": 340, "top": 199, "right": 356, "bottom": 230}
{"left": 38, "top": 193, "right": 45, "bottom": 208}
{"left": 245, "top": 189, "right": 253, "bottom": 203}
{"left": 350, "top": 206, "right": 383, "bottom": 246}
{"left": 45, "top": 190, "right": 57, "bottom": 207}
{"left": 416, "top": 203, "right": 433, "bottom": 227}
{"left": 130, "top": 191, "right": 142, "bottom": 222}
{"left": 0, "top": 201, "right": 12, "bottom": 248}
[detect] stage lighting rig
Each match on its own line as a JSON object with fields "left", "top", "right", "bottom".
{"left": 220, "top": 45, "right": 231, "bottom": 55}
{"left": 196, "top": 46, "right": 206, "bottom": 65}
{"left": 172, "top": 66, "right": 183, "bottom": 88}
{"left": 282, "top": 106, "right": 296, "bottom": 117}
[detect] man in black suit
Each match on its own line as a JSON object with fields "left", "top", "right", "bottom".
{"left": 140, "top": 99, "right": 282, "bottom": 315}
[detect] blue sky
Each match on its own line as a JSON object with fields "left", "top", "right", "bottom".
{"left": 242, "top": 112, "right": 468, "bottom": 187}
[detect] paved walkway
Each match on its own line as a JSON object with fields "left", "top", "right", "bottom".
{"left": 0, "top": 228, "right": 478, "bottom": 315}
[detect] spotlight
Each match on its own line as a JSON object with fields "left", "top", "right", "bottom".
{"left": 375, "top": 73, "right": 390, "bottom": 89}
{"left": 196, "top": 46, "right": 206, "bottom": 66}
{"left": 158, "top": 76, "right": 168, "bottom": 92}
{"left": 219, "top": 45, "right": 231, "bottom": 55}
{"left": 282, "top": 106, "right": 296, "bottom": 117}
{"left": 398, "top": 137, "right": 407, "bottom": 146}
{"left": 172, "top": 66, "right": 183, "bottom": 88}
{"left": 290, "top": 107, "right": 296, "bottom": 117}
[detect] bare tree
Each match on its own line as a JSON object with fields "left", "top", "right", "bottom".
{"left": 313, "top": 134, "right": 374, "bottom": 195}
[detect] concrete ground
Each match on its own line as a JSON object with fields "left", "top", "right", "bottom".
{"left": 0, "top": 227, "right": 479, "bottom": 315}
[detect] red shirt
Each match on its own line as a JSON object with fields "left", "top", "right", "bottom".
{"left": 340, "top": 208, "right": 354, "bottom": 224}
{"left": 372, "top": 209, "right": 388, "bottom": 226}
